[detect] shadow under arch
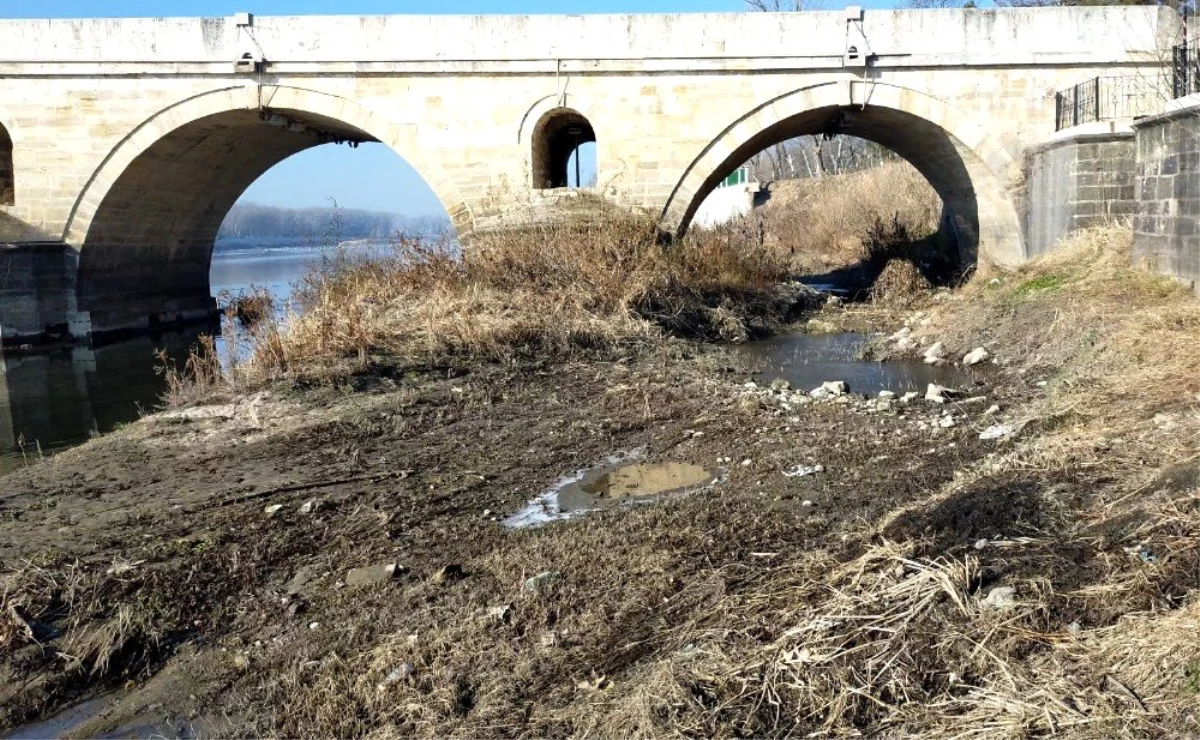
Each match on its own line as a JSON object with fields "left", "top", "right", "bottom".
{"left": 660, "top": 82, "right": 1025, "bottom": 268}
{"left": 66, "top": 85, "right": 471, "bottom": 335}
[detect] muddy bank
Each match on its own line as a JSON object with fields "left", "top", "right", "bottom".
{"left": 0, "top": 338, "right": 1032, "bottom": 734}
{"left": 2, "top": 265, "right": 1198, "bottom": 737}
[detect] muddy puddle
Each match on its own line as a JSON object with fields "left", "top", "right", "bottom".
{"left": 505, "top": 450, "right": 717, "bottom": 528}
{"left": 736, "top": 331, "right": 977, "bottom": 395}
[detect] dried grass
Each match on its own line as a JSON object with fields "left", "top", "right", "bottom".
{"left": 755, "top": 161, "right": 942, "bottom": 273}
{"left": 188, "top": 215, "right": 798, "bottom": 389}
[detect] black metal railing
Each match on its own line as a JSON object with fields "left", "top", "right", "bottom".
{"left": 1172, "top": 40, "right": 1199, "bottom": 99}
{"left": 1054, "top": 76, "right": 1165, "bottom": 131}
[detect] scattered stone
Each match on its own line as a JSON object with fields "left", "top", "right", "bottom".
{"left": 769, "top": 378, "right": 792, "bottom": 392}
{"left": 286, "top": 566, "right": 317, "bottom": 596}
{"left": 432, "top": 564, "right": 465, "bottom": 585}
{"left": 781, "top": 464, "right": 824, "bottom": 478}
{"left": 922, "top": 342, "right": 946, "bottom": 365}
{"left": 962, "top": 347, "right": 990, "bottom": 366}
{"left": 979, "top": 424, "right": 1016, "bottom": 441}
{"left": 381, "top": 662, "right": 417, "bottom": 687}
{"left": 263, "top": 504, "right": 284, "bottom": 517}
{"left": 810, "top": 380, "right": 848, "bottom": 399}
{"left": 346, "top": 562, "right": 406, "bottom": 589}
{"left": 525, "top": 571, "right": 561, "bottom": 594}
{"left": 925, "top": 383, "right": 959, "bottom": 404}
{"left": 983, "top": 586, "right": 1017, "bottom": 610}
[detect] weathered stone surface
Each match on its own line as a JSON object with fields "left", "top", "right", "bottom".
{"left": 0, "top": 7, "right": 1181, "bottom": 344}
{"left": 346, "top": 562, "right": 406, "bottom": 588}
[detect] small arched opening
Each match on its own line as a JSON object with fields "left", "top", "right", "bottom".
{"left": 531, "top": 108, "right": 596, "bottom": 189}
{"left": 0, "top": 123, "right": 14, "bottom": 206}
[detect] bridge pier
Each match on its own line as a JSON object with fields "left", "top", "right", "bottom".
{"left": 0, "top": 241, "right": 218, "bottom": 348}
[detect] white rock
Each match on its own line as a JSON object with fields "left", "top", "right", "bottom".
{"left": 900, "top": 391, "right": 920, "bottom": 403}
{"left": 896, "top": 337, "right": 917, "bottom": 351}
{"left": 962, "top": 347, "right": 990, "bottom": 366}
{"left": 740, "top": 458, "right": 753, "bottom": 467}
{"left": 973, "top": 538, "right": 989, "bottom": 550}
{"left": 922, "top": 342, "right": 945, "bottom": 365}
{"left": 889, "top": 327, "right": 911, "bottom": 341}
{"left": 938, "top": 415, "right": 956, "bottom": 428}
{"left": 925, "top": 383, "right": 957, "bottom": 404}
{"left": 983, "top": 586, "right": 1017, "bottom": 610}
{"left": 801, "top": 499, "right": 814, "bottom": 507}
{"left": 769, "top": 378, "right": 792, "bottom": 392}
{"left": 979, "top": 423, "right": 1016, "bottom": 440}
{"left": 984, "top": 404, "right": 1001, "bottom": 416}
{"left": 299, "top": 499, "right": 320, "bottom": 515}
{"left": 809, "top": 380, "right": 848, "bottom": 399}
{"left": 264, "top": 504, "right": 284, "bottom": 517}
{"left": 781, "top": 464, "right": 824, "bottom": 478}
{"left": 878, "top": 390, "right": 897, "bottom": 399}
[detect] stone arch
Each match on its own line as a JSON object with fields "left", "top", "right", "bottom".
{"left": 0, "top": 122, "right": 13, "bottom": 207}
{"left": 661, "top": 81, "right": 1024, "bottom": 267}
{"left": 67, "top": 85, "right": 471, "bottom": 334}
{"left": 529, "top": 107, "right": 597, "bottom": 189}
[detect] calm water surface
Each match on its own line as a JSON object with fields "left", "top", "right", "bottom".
{"left": 0, "top": 241, "right": 319, "bottom": 477}
{"left": 2, "top": 244, "right": 970, "bottom": 478}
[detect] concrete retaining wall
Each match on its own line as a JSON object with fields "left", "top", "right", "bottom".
{"left": 1023, "top": 128, "right": 1137, "bottom": 257}
{"left": 1132, "top": 96, "right": 1200, "bottom": 290}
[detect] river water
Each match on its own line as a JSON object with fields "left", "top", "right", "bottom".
{"left": 0, "top": 241, "right": 324, "bottom": 477}
{"left": 0, "top": 244, "right": 972, "bottom": 478}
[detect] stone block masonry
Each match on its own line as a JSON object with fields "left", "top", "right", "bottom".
{"left": 1023, "top": 131, "right": 1137, "bottom": 258}
{"left": 1133, "top": 97, "right": 1200, "bottom": 290}
{"left": 0, "top": 6, "right": 1184, "bottom": 344}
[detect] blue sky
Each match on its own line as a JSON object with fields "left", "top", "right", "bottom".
{"left": 3, "top": 0, "right": 904, "bottom": 217}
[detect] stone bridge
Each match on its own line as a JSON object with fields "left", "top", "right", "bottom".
{"left": 0, "top": 6, "right": 1182, "bottom": 344}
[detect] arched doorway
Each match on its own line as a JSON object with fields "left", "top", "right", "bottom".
{"left": 531, "top": 108, "right": 597, "bottom": 189}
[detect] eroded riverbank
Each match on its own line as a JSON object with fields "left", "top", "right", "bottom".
{"left": 2, "top": 226, "right": 1198, "bottom": 739}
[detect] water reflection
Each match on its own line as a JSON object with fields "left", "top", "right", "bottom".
{"left": 0, "top": 330, "right": 205, "bottom": 476}
{"left": 735, "top": 331, "right": 979, "bottom": 396}
{"left": 1, "top": 243, "right": 322, "bottom": 478}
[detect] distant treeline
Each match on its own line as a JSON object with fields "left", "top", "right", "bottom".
{"left": 217, "top": 202, "right": 451, "bottom": 240}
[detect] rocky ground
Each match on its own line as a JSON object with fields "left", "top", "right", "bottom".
{"left": 1, "top": 287, "right": 1197, "bottom": 738}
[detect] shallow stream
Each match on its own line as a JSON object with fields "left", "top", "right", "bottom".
{"left": 734, "top": 331, "right": 975, "bottom": 396}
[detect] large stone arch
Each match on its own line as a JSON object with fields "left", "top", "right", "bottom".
{"left": 661, "top": 81, "right": 1024, "bottom": 267}
{"left": 66, "top": 85, "right": 472, "bottom": 334}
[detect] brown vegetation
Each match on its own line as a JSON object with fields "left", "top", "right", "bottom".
{"left": 207, "top": 214, "right": 805, "bottom": 390}
{"left": 753, "top": 160, "right": 943, "bottom": 275}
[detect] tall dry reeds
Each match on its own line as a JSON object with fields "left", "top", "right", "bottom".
{"left": 754, "top": 160, "right": 943, "bottom": 273}
{"left": 222, "top": 216, "right": 798, "bottom": 384}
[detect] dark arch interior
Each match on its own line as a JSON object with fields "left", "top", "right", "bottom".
{"left": 678, "top": 105, "right": 980, "bottom": 269}
{"left": 77, "top": 108, "right": 377, "bottom": 333}
{"left": 531, "top": 108, "right": 596, "bottom": 189}
{"left": 0, "top": 123, "right": 13, "bottom": 206}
